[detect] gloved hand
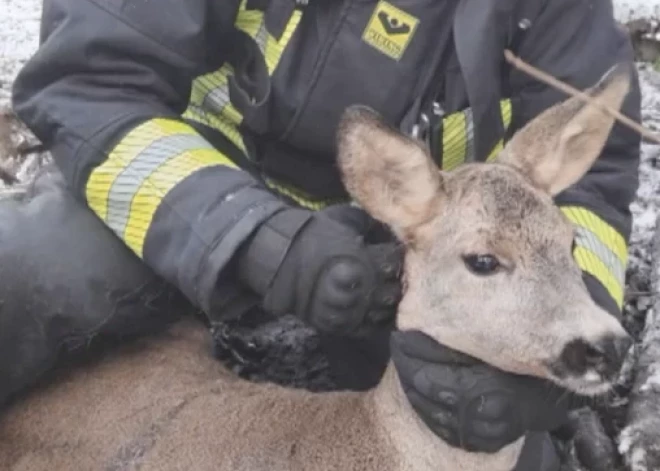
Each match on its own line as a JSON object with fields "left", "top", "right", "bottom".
{"left": 236, "top": 203, "right": 404, "bottom": 335}
{"left": 390, "top": 330, "right": 591, "bottom": 454}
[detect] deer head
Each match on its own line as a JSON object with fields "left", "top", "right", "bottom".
{"left": 336, "top": 64, "right": 634, "bottom": 396}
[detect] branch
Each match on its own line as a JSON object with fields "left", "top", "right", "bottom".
{"left": 504, "top": 49, "right": 660, "bottom": 146}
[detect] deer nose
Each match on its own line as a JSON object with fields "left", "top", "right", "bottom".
{"left": 560, "top": 334, "right": 633, "bottom": 380}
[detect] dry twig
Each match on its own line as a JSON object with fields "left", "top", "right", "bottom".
{"left": 504, "top": 49, "right": 660, "bottom": 146}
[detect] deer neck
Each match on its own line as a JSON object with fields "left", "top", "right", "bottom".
{"left": 369, "top": 361, "right": 525, "bottom": 471}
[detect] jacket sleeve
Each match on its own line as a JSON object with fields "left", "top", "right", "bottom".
{"left": 507, "top": 0, "right": 642, "bottom": 318}
{"left": 11, "top": 0, "right": 291, "bottom": 315}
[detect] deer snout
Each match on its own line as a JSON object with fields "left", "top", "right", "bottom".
{"left": 558, "top": 334, "right": 633, "bottom": 383}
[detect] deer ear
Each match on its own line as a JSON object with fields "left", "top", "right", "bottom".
{"left": 496, "top": 64, "right": 632, "bottom": 196}
{"left": 336, "top": 105, "right": 444, "bottom": 243}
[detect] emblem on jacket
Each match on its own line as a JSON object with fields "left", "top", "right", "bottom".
{"left": 362, "top": 1, "right": 419, "bottom": 60}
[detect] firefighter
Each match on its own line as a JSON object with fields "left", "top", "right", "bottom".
{"left": 4, "top": 0, "right": 641, "bottom": 469}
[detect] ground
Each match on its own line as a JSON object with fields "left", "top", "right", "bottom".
{"left": 2, "top": 1, "right": 660, "bottom": 470}
{"left": 616, "top": 1, "right": 660, "bottom": 21}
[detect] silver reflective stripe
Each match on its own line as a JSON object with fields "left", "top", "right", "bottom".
{"left": 106, "top": 134, "right": 214, "bottom": 236}
{"left": 574, "top": 226, "right": 626, "bottom": 284}
{"left": 202, "top": 76, "right": 231, "bottom": 116}
{"left": 254, "top": 20, "right": 268, "bottom": 51}
{"left": 464, "top": 107, "right": 475, "bottom": 163}
{"left": 200, "top": 21, "right": 269, "bottom": 116}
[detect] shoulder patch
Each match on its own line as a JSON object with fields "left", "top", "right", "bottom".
{"left": 362, "top": 1, "right": 419, "bottom": 61}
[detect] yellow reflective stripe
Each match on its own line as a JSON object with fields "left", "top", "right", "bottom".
{"left": 561, "top": 206, "right": 628, "bottom": 309}
{"left": 486, "top": 99, "right": 513, "bottom": 162}
{"left": 235, "top": 3, "right": 302, "bottom": 74}
{"left": 87, "top": 119, "right": 198, "bottom": 221}
{"left": 183, "top": 0, "right": 301, "bottom": 159}
{"left": 235, "top": 3, "right": 263, "bottom": 38}
{"left": 183, "top": 62, "right": 248, "bottom": 152}
{"left": 87, "top": 155, "right": 123, "bottom": 223}
{"left": 442, "top": 112, "right": 467, "bottom": 171}
{"left": 464, "top": 107, "right": 475, "bottom": 162}
{"left": 264, "top": 177, "right": 346, "bottom": 211}
{"left": 486, "top": 142, "right": 504, "bottom": 162}
{"left": 264, "top": 12, "right": 302, "bottom": 73}
{"left": 500, "top": 98, "right": 513, "bottom": 129}
{"left": 560, "top": 206, "right": 628, "bottom": 265}
{"left": 123, "top": 148, "right": 234, "bottom": 255}
{"left": 86, "top": 118, "right": 237, "bottom": 257}
{"left": 573, "top": 246, "right": 625, "bottom": 309}
{"left": 192, "top": 69, "right": 230, "bottom": 113}
{"left": 184, "top": 104, "right": 248, "bottom": 154}
{"left": 442, "top": 99, "right": 513, "bottom": 170}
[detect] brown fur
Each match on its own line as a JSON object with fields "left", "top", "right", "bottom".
{"left": 337, "top": 65, "right": 632, "bottom": 387}
{"left": 497, "top": 64, "right": 632, "bottom": 195}
{"left": 0, "top": 318, "right": 396, "bottom": 471}
{"left": 1, "top": 64, "right": 634, "bottom": 470}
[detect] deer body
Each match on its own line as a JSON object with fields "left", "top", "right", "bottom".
{"left": 0, "top": 318, "right": 522, "bottom": 471}
{"left": 0, "top": 64, "right": 634, "bottom": 470}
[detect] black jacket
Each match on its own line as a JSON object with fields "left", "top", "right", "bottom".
{"left": 12, "top": 0, "right": 641, "bottom": 318}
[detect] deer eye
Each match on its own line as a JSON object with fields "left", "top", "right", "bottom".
{"left": 463, "top": 254, "right": 501, "bottom": 275}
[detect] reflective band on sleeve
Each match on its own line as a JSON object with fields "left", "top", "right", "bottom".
{"left": 264, "top": 177, "right": 347, "bottom": 210}
{"left": 573, "top": 246, "right": 624, "bottom": 309}
{"left": 463, "top": 107, "right": 475, "bottom": 163}
{"left": 560, "top": 206, "right": 628, "bottom": 309}
{"left": 86, "top": 118, "right": 238, "bottom": 257}
{"left": 183, "top": 0, "right": 302, "bottom": 158}
{"left": 486, "top": 99, "right": 513, "bottom": 162}
{"left": 234, "top": 4, "right": 302, "bottom": 74}
{"left": 441, "top": 99, "right": 512, "bottom": 171}
{"left": 573, "top": 226, "right": 626, "bottom": 284}
{"left": 184, "top": 66, "right": 247, "bottom": 154}
{"left": 104, "top": 134, "right": 212, "bottom": 235}
{"left": 442, "top": 112, "right": 467, "bottom": 171}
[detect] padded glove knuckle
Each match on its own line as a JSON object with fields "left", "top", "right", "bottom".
{"left": 391, "top": 331, "right": 561, "bottom": 453}
{"left": 437, "top": 390, "right": 460, "bottom": 408}
{"left": 468, "top": 391, "right": 512, "bottom": 421}
{"left": 471, "top": 418, "right": 514, "bottom": 440}
{"left": 313, "top": 258, "right": 368, "bottom": 310}
{"left": 326, "top": 258, "right": 365, "bottom": 289}
{"left": 239, "top": 204, "right": 403, "bottom": 335}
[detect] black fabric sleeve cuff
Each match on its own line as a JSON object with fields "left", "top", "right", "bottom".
{"left": 236, "top": 208, "right": 314, "bottom": 296}
{"left": 143, "top": 165, "right": 290, "bottom": 314}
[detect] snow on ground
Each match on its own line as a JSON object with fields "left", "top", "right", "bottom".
{"left": 625, "top": 66, "right": 660, "bottom": 323}
{"left": 615, "top": 1, "right": 660, "bottom": 22}
{"left": 0, "top": 0, "right": 41, "bottom": 108}
{"left": 617, "top": 216, "right": 660, "bottom": 471}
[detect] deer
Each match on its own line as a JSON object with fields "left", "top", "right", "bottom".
{"left": 0, "top": 62, "right": 634, "bottom": 471}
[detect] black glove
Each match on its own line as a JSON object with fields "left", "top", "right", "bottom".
{"left": 390, "top": 330, "right": 591, "bottom": 454}
{"left": 236, "top": 203, "right": 404, "bottom": 335}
